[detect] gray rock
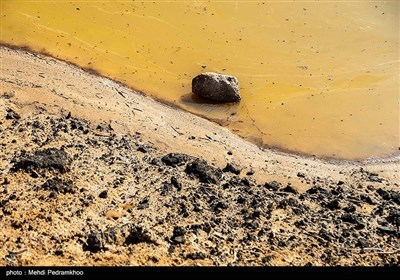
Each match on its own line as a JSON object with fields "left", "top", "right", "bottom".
{"left": 192, "top": 72, "right": 240, "bottom": 103}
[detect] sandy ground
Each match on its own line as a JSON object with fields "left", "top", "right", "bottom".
{"left": 0, "top": 46, "right": 399, "bottom": 266}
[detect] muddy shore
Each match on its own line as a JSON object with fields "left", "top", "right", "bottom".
{"left": 0, "top": 47, "right": 399, "bottom": 266}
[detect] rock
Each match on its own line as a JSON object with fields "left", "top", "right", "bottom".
{"left": 161, "top": 153, "right": 191, "bottom": 167}
{"left": 297, "top": 172, "right": 306, "bottom": 178}
{"left": 343, "top": 204, "right": 356, "bottom": 213}
{"left": 319, "top": 229, "right": 332, "bottom": 241}
{"left": 54, "top": 250, "right": 64, "bottom": 256}
{"left": 367, "top": 172, "right": 384, "bottom": 183}
{"left": 306, "top": 186, "right": 327, "bottom": 195}
{"left": 6, "top": 108, "right": 20, "bottom": 120}
{"left": 222, "top": 163, "right": 241, "bottom": 175}
{"left": 137, "top": 145, "right": 148, "bottom": 153}
{"left": 390, "top": 191, "right": 400, "bottom": 205}
{"left": 185, "top": 159, "right": 222, "bottom": 184}
{"left": 282, "top": 184, "right": 298, "bottom": 194}
{"left": 125, "top": 225, "right": 157, "bottom": 244}
{"left": 12, "top": 148, "right": 70, "bottom": 173}
{"left": 170, "top": 176, "right": 182, "bottom": 191}
{"left": 137, "top": 197, "right": 149, "bottom": 210}
{"left": 356, "top": 238, "right": 371, "bottom": 249}
{"left": 387, "top": 209, "right": 400, "bottom": 226}
{"left": 171, "top": 226, "right": 186, "bottom": 244}
{"left": 326, "top": 199, "right": 341, "bottom": 210}
{"left": 213, "top": 201, "right": 228, "bottom": 212}
{"left": 264, "top": 181, "right": 281, "bottom": 191}
{"left": 98, "top": 190, "right": 108, "bottom": 198}
{"left": 240, "top": 177, "right": 251, "bottom": 187}
{"left": 1, "top": 199, "right": 8, "bottom": 207}
{"left": 294, "top": 220, "right": 306, "bottom": 228}
{"left": 185, "top": 252, "right": 207, "bottom": 260}
{"left": 192, "top": 72, "right": 241, "bottom": 103}
{"left": 246, "top": 169, "right": 255, "bottom": 176}
{"left": 262, "top": 256, "right": 273, "bottom": 264}
{"left": 160, "top": 183, "right": 173, "bottom": 196}
{"left": 341, "top": 213, "right": 361, "bottom": 224}
{"left": 85, "top": 231, "right": 103, "bottom": 253}
{"left": 376, "top": 188, "right": 390, "bottom": 200}
{"left": 236, "top": 196, "right": 246, "bottom": 204}
{"left": 277, "top": 198, "right": 299, "bottom": 209}
{"left": 360, "top": 194, "right": 374, "bottom": 205}
{"left": 376, "top": 189, "right": 400, "bottom": 205}
{"left": 377, "top": 225, "right": 397, "bottom": 236}
{"left": 42, "top": 177, "right": 74, "bottom": 194}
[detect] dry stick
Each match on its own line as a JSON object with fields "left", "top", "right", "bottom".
{"left": 362, "top": 247, "right": 400, "bottom": 255}
{"left": 170, "top": 125, "right": 183, "bottom": 136}
{"left": 115, "top": 88, "right": 126, "bottom": 98}
{"left": 7, "top": 248, "right": 28, "bottom": 256}
{"left": 199, "top": 137, "right": 211, "bottom": 142}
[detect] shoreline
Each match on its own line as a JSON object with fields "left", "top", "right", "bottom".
{"left": 1, "top": 43, "right": 398, "bottom": 165}
{"left": 1, "top": 46, "right": 399, "bottom": 266}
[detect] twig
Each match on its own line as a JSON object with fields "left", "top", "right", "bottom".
{"left": 362, "top": 247, "right": 400, "bottom": 254}
{"left": 170, "top": 125, "right": 183, "bottom": 136}
{"left": 362, "top": 247, "right": 382, "bottom": 251}
{"left": 7, "top": 248, "right": 28, "bottom": 256}
{"left": 115, "top": 89, "right": 126, "bottom": 98}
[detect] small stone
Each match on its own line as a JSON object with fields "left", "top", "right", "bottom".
{"left": 264, "top": 181, "right": 281, "bottom": 191}
{"left": 185, "top": 159, "right": 222, "bottom": 184}
{"left": 171, "top": 226, "right": 186, "bottom": 244}
{"left": 98, "top": 190, "right": 108, "bottom": 198}
{"left": 213, "top": 201, "right": 228, "bottom": 212}
{"left": 6, "top": 108, "right": 20, "bottom": 120}
{"left": 137, "top": 145, "right": 148, "bottom": 153}
{"left": 297, "top": 172, "right": 306, "bottom": 178}
{"left": 185, "top": 252, "right": 207, "bottom": 260}
{"left": 326, "top": 199, "right": 341, "bottom": 210}
{"left": 137, "top": 197, "right": 149, "bottom": 210}
{"left": 54, "top": 250, "right": 64, "bottom": 256}
{"left": 360, "top": 194, "right": 374, "bottom": 205}
{"left": 161, "top": 153, "right": 191, "bottom": 167}
{"left": 125, "top": 225, "right": 157, "bottom": 244}
{"left": 85, "top": 231, "right": 102, "bottom": 253}
{"left": 223, "top": 163, "right": 241, "bottom": 175}
{"left": 246, "top": 169, "right": 255, "bottom": 176}
{"left": 171, "top": 176, "right": 182, "bottom": 191}
{"left": 42, "top": 177, "right": 74, "bottom": 194}
{"left": 282, "top": 184, "right": 298, "bottom": 194}
{"left": 341, "top": 213, "right": 359, "bottom": 224}
{"left": 377, "top": 225, "right": 397, "bottom": 235}
{"left": 343, "top": 204, "right": 356, "bottom": 213}
{"left": 172, "top": 236, "right": 185, "bottom": 244}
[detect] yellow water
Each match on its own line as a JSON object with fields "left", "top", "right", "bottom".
{"left": 1, "top": 0, "right": 399, "bottom": 160}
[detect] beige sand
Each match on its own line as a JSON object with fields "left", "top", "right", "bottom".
{"left": 1, "top": 47, "right": 398, "bottom": 189}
